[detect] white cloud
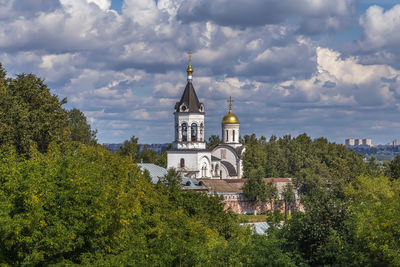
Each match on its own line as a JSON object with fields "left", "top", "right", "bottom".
{"left": 122, "top": 0, "right": 160, "bottom": 26}
{"left": 359, "top": 5, "right": 400, "bottom": 50}
{"left": 1, "top": 0, "right": 400, "bottom": 144}
{"left": 276, "top": 47, "right": 400, "bottom": 107}
{"left": 316, "top": 47, "right": 397, "bottom": 85}
{"left": 177, "top": 0, "right": 356, "bottom": 34}
{"left": 87, "top": 0, "right": 111, "bottom": 10}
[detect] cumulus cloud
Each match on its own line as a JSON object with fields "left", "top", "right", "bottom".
{"left": 0, "top": 0, "right": 399, "bottom": 144}
{"left": 275, "top": 47, "right": 400, "bottom": 107}
{"left": 356, "top": 4, "right": 400, "bottom": 68}
{"left": 87, "top": 0, "right": 111, "bottom": 10}
{"left": 177, "top": 0, "right": 356, "bottom": 34}
{"left": 359, "top": 4, "right": 400, "bottom": 51}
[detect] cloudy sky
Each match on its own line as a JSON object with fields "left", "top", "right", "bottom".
{"left": 1, "top": 0, "right": 400, "bottom": 145}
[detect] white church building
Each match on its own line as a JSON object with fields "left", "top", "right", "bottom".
{"left": 167, "top": 54, "right": 245, "bottom": 179}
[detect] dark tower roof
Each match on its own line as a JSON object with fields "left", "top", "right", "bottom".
{"left": 175, "top": 81, "right": 204, "bottom": 113}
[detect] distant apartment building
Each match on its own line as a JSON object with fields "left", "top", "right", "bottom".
{"left": 103, "top": 143, "right": 170, "bottom": 154}
{"left": 355, "top": 139, "right": 363, "bottom": 146}
{"left": 345, "top": 138, "right": 355, "bottom": 146}
{"left": 362, "top": 138, "right": 372, "bottom": 146}
{"left": 388, "top": 139, "right": 399, "bottom": 147}
{"left": 345, "top": 138, "right": 372, "bottom": 148}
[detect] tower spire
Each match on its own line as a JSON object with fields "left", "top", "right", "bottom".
{"left": 186, "top": 51, "right": 193, "bottom": 82}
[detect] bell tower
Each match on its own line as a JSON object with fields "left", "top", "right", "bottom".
{"left": 167, "top": 52, "right": 212, "bottom": 179}
{"left": 172, "top": 51, "right": 206, "bottom": 150}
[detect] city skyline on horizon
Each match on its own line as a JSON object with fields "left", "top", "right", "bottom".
{"left": 1, "top": 0, "right": 400, "bottom": 145}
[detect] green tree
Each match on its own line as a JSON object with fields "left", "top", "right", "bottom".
{"left": 389, "top": 155, "right": 400, "bottom": 180}
{"left": 278, "top": 176, "right": 350, "bottom": 266}
{"left": 207, "top": 135, "right": 220, "bottom": 149}
{"left": 67, "top": 108, "right": 97, "bottom": 145}
{"left": 0, "top": 72, "right": 69, "bottom": 155}
{"left": 0, "top": 144, "right": 254, "bottom": 266}
{"left": 247, "top": 234, "right": 296, "bottom": 267}
{"left": 265, "top": 179, "right": 278, "bottom": 211}
{"left": 344, "top": 175, "right": 400, "bottom": 265}
{"left": 242, "top": 135, "right": 266, "bottom": 178}
{"left": 154, "top": 149, "right": 168, "bottom": 168}
{"left": 138, "top": 145, "right": 157, "bottom": 163}
{"left": 118, "top": 136, "right": 139, "bottom": 161}
{"left": 158, "top": 167, "right": 183, "bottom": 189}
{"left": 366, "top": 156, "right": 383, "bottom": 177}
{"left": 243, "top": 167, "right": 267, "bottom": 205}
{"left": 282, "top": 183, "right": 295, "bottom": 221}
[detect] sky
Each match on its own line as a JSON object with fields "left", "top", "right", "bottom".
{"left": 1, "top": 0, "right": 400, "bottom": 145}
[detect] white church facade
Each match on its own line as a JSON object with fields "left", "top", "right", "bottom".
{"left": 167, "top": 54, "right": 245, "bottom": 179}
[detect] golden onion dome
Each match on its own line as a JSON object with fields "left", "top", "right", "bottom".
{"left": 222, "top": 111, "right": 239, "bottom": 124}
{"left": 222, "top": 96, "right": 239, "bottom": 124}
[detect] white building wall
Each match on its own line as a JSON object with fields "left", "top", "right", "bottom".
{"left": 211, "top": 145, "right": 243, "bottom": 179}
{"left": 212, "top": 147, "right": 237, "bottom": 165}
{"left": 222, "top": 123, "right": 240, "bottom": 147}
{"left": 167, "top": 150, "right": 212, "bottom": 178}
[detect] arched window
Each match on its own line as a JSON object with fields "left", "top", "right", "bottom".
{"left": 182, "top": 123, "right": 187, "bottom": 141}
{"left": 191, "top": 123, "right": 197, "bottom": 141}
{"left": 226, "top": 130, "right": 229, "bottom": 141}
{"left": 233, "top": 130, "right": 235, "bottom": 141}
{"left": 202, "top": 163, "right": 207, "bottom": 177}
{"left": 180, "top": 158, "right": 185, "bottom": 168}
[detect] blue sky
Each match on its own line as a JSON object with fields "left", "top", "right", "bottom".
{"left": 1, "top": 0, "right": 400, "bottom": 145}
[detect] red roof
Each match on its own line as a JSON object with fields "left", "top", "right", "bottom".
{"left": 225, "top": 178, "right": 292, "bottom": 183}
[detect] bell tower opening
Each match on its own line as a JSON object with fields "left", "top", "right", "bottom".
{"left": 191, "top": 123, "right": 197, "bottom": 141}
{"left": 182, "top": 123, "right": 187, "bottom": 141}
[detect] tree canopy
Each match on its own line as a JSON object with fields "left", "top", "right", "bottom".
{"left": 0, "top": 144, "right": 257, "bottom": 266}
{"left": 1, "top": 64, "right": 400, "bottom": 266}
{"left": 117, "top": 136, "right": 167, "bottom": 167}
{"left": 0, "top": 64, "right": 97, "bottom": 156}
{"left": 67, "top": 108, "right": 97, "bottom": 145}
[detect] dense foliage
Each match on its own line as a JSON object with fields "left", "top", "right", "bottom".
{"left": 1, "top": 64, "right": 400, "bottom": 266}
{"left": 242, "top": 133, "right": 366, "bottom": 182}
{"left": 0, "top": 144, "right": 257, "bottom": 266}
{"left": 207, "top": 135, "right": 221, "bottom": 149}
{"left": 67, "top": 108, "right": 98, "bottom": 145}
{"left": 242, "top": 134, "right": 400, "bottom": 266}
{"left": 118, "top": 135, "right": 168, "bottom": 168}
{"left": 0, "top": 64, "right": 96, "bottom": 156}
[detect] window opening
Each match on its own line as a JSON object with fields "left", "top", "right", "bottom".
{"left": 180, "top": 158, "right": 185, "bottom": 168}
{"left": 182, "top": 123, "right": 187, "bottom": 141}
{"left": 191, "top": 123, "right": 197, "bottom": 141}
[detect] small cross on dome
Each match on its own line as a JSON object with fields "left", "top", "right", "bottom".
{"left": 227, "top": 96, "right": 234, "bottom": 111}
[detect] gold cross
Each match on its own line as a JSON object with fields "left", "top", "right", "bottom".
{"left": 188, "top": 51, "right": 192, "bottom": 66}
{"left": 227, "top": 96, "right": 234, "bottom": 111}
